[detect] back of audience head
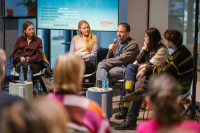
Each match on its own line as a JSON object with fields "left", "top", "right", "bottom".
{"left": 147, "top": 73, "right": 183, "bottom": 126}
{"left": 145, "top": 27, "right": 162, "bottom": 53}
{"left": 163, "top": 29, "right": 183, "bottom": 48}
{"left": 0, "top": 98, "right": 68, "bottom": 133}
{"left": 53, "top": 53, "right": 85, "bottom": 94}
{"left": 0, "top": 48, "right": 6, "bottom": 82}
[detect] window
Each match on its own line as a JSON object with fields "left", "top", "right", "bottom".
{"left": 168, "top": 0, "right": 200, "bottom": 67}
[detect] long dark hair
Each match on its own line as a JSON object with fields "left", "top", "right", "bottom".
{"left": 148, "top": 73, "right": 183, "bottom": 126}
{"left": 145, "top": 27, "right": 162, "bottom": 54}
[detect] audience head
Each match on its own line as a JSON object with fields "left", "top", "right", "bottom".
{"left": 117, "top": 23, "right": 130, "bottom": 42}
{"left": 147, "top": 73, "right": 182, "bottom": 126}
{"left": 0, "top": 98, "right": 68, "bottom": 133}
{"left": 145, "top": 27, "right": 162, "bottom": 53}
{"left": 53, "top": 53, "right": 85, "bottom": 94}
{"left": 163, "top": 29, "right": 183, "bottom": 49}
{"left": 0, "top": 48, "right": 6, "bottom": 82}
{"left": 22, "top": 21, "right": 37, "bottom": 39}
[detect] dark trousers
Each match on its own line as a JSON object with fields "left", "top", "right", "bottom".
{"left": 128, "top": 100, "right": 143, "bottom": 123}
{"left": 16, "top": 62, "right": 40, "bottom": 80}
{"left": 85, "top": 61, "right": 95, "bottom": 74}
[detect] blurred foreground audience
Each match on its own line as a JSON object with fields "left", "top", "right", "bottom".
{"left": 0, "top": 98, "right": 68, "bottom": 133}
{"left": 47, "top": 53, "right": 111, "bottom": 133}
{"left": 136, "top": 73, "right": 200, "bottom": 133}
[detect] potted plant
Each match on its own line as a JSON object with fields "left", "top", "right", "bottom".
{"left": 6, "top": 7, "right": 13, "bottom": 17}
{"left": 16, "top": 0, "right": 36, "bottom": 16}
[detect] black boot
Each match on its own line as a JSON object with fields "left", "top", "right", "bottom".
{"left": 114, "top": 120, "right": 137, "bottom": 130}
{"left": 115, "top": 107, "right": 128, "bottom": 119}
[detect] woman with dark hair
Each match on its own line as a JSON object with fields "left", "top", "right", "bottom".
{"left": 115, "top": 27, "right": 169, "bottom": 122}
{"left": 70, "top": 20, "right": 98, "bottom": 74}
{"left": 136, "top": 73, "right": 200, "bottom": 133}
{"left": 13, "top": 21, "right": 43, "bottom": 79}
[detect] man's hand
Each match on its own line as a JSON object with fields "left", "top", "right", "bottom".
{"left": 138, "top": 64, "right": 147, "bottom": 71}
{"left": 136, "top": 67, "right": 147, "bottom": 79}
{"left": 109, "top": 44, "right": 115, "bottom": 52}
{"left": 20, "top": 57, "right": 25, "bottom": 62}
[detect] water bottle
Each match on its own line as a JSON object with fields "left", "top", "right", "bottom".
{"left": 19, "top": 66, "right": 24, "bottom": 83}
{"left": 27, "top": 65, "right": 31, "bottom": 81}
{"left": 102, "top": 72, "right": 109, "bottom": 90}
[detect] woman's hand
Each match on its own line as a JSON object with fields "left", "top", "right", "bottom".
{"left": 82, "top": 56, "right": 85, "bottom": 61}
{"left": 20, "top": 57, "right": 25, "bottom": 62}
{"left": 144, "top": 42, "right": 148, "bottom": 50}
{"left": 138, "top": 64, "right": 147, "bottom": 71}
{"left": 136, "top": 67, "right": 147, "bottom": 79}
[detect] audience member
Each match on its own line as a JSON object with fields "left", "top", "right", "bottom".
{"left": 115, "top": 27, "right": 169, "bottom": 120}
{"left": 115, "top": 29, "right": 193, "bottom": 130}
{"left": 70, "top": 20, "right": 98, "bottom": 74}
{"left": 0, "top": 49, "right": 22, "bottom": 119}
{"left": 13, "top": 21, "right": 43, "bottom": 79}
{"left": 0, "top": 98, "right": 68, "bottom": 133}
{"left": 96, "top": 23, "right": 139, "bottom": 82}
{"left": 136, "top": 73, "right": 200, "bottom": 133}
{"left": 47, "top": 53, "right": 111, "bottom": 133}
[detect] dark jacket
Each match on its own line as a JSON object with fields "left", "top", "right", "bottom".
{"left": 146, "top": 45, "right": 193, "bottom": 94}
{"left": 13, "top": 36, "right": 43, "bottom": 63}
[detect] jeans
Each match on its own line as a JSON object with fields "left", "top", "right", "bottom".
{"left": 121, "top": 64, "right": 139, "bottom": 97}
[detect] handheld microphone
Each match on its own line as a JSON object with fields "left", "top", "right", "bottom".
{"left": 113, "top": 38, "right": 117, "bottom": 44}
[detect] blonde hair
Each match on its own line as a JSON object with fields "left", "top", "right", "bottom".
{"left": 53, "top": 53, "right": 85, "bottom": 94}
{"left": 0, "top": 49, "right": 6, "bottom": 76}
{"left": 22, "top": 21, "right": 37, "bottom": 39}
{"left": 78, "top": 20, "right": 97, "bottom": 52}
{"left": 0, "top": 98, "right": 68, "bottom": 133}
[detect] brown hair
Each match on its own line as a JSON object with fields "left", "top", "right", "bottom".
{"left": 78, "top": 20, "right": 98, "bottom": 52}
{"left": 145, "top": 27, "right": 162, "bottom": 53}
{"left": 22, "top": 21, "right": 37, "bottom": 39}
{"left": 119, "top": 23, "right": 130, "bottom": 32}
{"left": 163, "top": 29, "right": 183, "bottom": 48}
{"left": 53, "top": 53, "right": 85, "bottom": 94}
{"left": 148, "top": 73, "right": 183, "bottom": 126}
{"left": 0, "top": 98, "right": 68, "bottom": 133}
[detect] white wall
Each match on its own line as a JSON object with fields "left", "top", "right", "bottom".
{"left": 149, "top": 0, "right": 169, "bottom": 43}
{"left": 127, "top": 0, "right": 148, "bottom": 50}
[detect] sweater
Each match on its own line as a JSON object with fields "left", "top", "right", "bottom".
{"left": 47, "top": 93, "right": 111, "bottom": 133}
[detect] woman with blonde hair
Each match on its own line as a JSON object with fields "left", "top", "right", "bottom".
{"left": 47, "top": 53, "right": 110, "bottom": 133}
{"left": 70, "top": 20, "right": 98, "bottom": 74}
{"left": 136, "top": 73, "right": 200, "bottom": 133}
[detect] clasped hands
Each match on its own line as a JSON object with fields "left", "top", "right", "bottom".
{"left": 136, "top": 64, "right": 147, "bottom": 79}
{"left": 20, "top": 57, "right": 29, "bottom": 62}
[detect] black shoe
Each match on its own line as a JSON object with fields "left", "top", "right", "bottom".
{"left": 124, "top": 88, "right": 147, "bottom": 102}
{"left": 115, "top": 107, "right": 128, "bottom": 119}
{"left": 114, "top": 120, "right": 137, "bottom": 130}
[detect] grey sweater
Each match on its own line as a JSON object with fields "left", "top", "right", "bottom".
{"left": 103, "top": 37, "right": 139, "bottom": 67}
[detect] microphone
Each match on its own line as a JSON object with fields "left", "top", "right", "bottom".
{"left": 113, "top": 38, "right": 117, "bottom": 44}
